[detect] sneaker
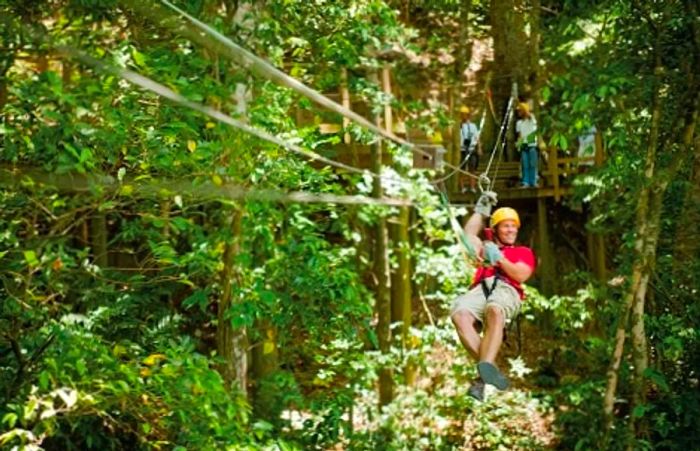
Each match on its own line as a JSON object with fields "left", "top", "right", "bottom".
{"left": 477, "top": 361, "right": 509, "bottom": 390}
{"left": 467, "top": 379, "right": 485, "bottom": 401}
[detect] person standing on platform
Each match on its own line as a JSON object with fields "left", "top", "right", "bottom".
{"left": 515, "top": 102, "right": 538, "bottom": 188}
{"left": 459, "top": 106, "right": 482, "bottom": 193}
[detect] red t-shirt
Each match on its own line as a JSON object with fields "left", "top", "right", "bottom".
{"left": 471, "top": 245, "right": 536, "bottom": 300}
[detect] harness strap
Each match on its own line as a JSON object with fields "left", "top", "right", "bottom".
{"left": 480, "top": 273, "right": 501, "bottom": 300}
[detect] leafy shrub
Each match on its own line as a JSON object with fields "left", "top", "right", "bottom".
{"left": 0, "top": 316, "right": 257, "bottom": 450}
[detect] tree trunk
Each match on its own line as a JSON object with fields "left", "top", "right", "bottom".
{"left": 528, "top": 0, "right": 541, "bottom": 107}
{"left": 672, "top": 136, "right": 700, "bottom": 271}
{"left": 372, "top": 107, "right": 393, "bottom": 407}
{"left": 217, "top": 207, "right": 248, "bottom": 394}
{"left": 489, "top": 0, "right": 528, "bottom": 160}
{"left": 672, "top": 0, "right": 700, "bottom": 272}
{"left": 251, "top": 319, "right": 279, "bottom": 418}
{"left": 390, "top": 206, "right": 414, "bottom": 385}
{"left": 449, "top": 1, "right": 472, "bottom": 192}
{"left": 0, "top": 80, "right": 6, "bottom": 111}
{"left": 603, "top": 53, "right": 663, "bottom": 440}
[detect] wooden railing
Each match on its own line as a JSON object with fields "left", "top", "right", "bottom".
{"left": 545, "top": 132, "right": 604, "bottom": 201}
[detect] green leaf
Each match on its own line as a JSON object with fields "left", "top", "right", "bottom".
{"left": 2, "top": 413, "right": 18, "bottom": 428}
{"left": 632, "top": 404, "right": 649, "bottom": 418}
{"left": 23, "top": 250, "right": 39, "bottom": 267}
{"left": 76, "top": 359, "right": 87, "bottom": 376}
{"left": 39, "top": 371, "right": 50, "bottom": 389}
{"left": 132, "top": 48, "right": 147, "bottom": 67}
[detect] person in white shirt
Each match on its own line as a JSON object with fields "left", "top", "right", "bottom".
{"left": 459, "top": 106, "right": 481, "bottom": 192}
{"left": 515, "top": 102, "right": 538, "bottom": 188}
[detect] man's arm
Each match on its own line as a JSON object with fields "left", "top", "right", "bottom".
{"left": 464, "top": 212, "right": 485, "bottom": 259}
{"left": 495, "top": 257, "right": 533, "bottom": 283}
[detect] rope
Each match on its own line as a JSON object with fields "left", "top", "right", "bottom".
{"left": 482, "top": 96, "right": 515, "bottom": 180}
{"left": 17, "top": 21, "right": 491, "bottom": 259}
{"left": 0, "top": 166, "right": 411, "bottom": 207}
{"left": 128, "top": 0, "right": 481, "bottom": 183}
{"left": 54, "top": 44, "right": 420, "bottom": 194}
{"left": 438, "top": 190, "right": 478, "bottom": 264}
{"left": 489, "top": 100, "right": 515, "bottom": 191}
{"left": 58, "top": 47, "right": 364, "bottom": 175}
{"left": 13, "top": 21, "right": 425, "bottom": 206}
{"left": 157, "top": 0, "right": 413, "bottom": 148}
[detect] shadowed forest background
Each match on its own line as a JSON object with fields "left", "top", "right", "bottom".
{"left": 0, "top": 0, "right": 699, "bottom": 450}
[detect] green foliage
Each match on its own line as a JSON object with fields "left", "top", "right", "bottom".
{"left": 2, "top": 0, "right": 698, "bottom": 450}
{"left": 1, "top": 318, "right": 258, "bottom": 450}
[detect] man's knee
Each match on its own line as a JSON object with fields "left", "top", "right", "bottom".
{"left": 452, "top": 309, "right": 477, "bottom": 329}
{"left": 484, "top": 304, "right": 505, "bottom": 326}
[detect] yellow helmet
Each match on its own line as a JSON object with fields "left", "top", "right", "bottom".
{"left": 459, "top": 106, "right": 471, "bottom": 114}
{"left": 517, "top": 102, "right": 530, "bottom": 114}
{"left": 490, "top": 207, "right": 520, "bottom": 228}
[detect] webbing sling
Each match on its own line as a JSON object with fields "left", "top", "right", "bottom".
{"left": 480, "top": 272, "right": 501, "bottom": 299}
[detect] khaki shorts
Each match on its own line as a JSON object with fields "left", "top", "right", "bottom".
{"left": 450, "top": 276, "right": 521, "bottom": 323}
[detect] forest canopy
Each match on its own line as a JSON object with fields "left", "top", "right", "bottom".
{"left": 0, "top": 1, "right": 698, "bottom": 450}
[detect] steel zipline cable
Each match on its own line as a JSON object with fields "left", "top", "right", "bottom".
{"left": 54, "top": 47, "right": 425, "bottom": 207}
{"left": 123, "top": 0, "right": 481, "bottom": 183}
{"left": 8, "top": 18, "right": 486, "bottom": 264}
{"left": 12, "top": 18, "right": 486, "bottom": 215}
{"left": 5, "top": 21, "right": 416, "bottom": 208}
{"left": 0, "top": 166, "right": 411, "bottom": 207}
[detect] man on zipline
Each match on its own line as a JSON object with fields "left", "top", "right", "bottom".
{"left": 451, "top": 194, "right": 536, "bottom": 400}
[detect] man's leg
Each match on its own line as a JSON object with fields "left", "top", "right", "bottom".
{"left": 477, "top": 287, "right": 521, "bottom": 390}
{"left": 452, "top": 307, "right": 488, "bottom": 401}
{"left": 479, "top": 304, "right": 505, "bottom": 363}
{"left": 477, "top": 304, "right": 509, "bottom": 389}
{"left": 526, "top": 146, "right": 538, "bottom": 186}
{"left": 451, "top": 310, "right": 481, "bottom": 360}
{"left": 520, "top": 148, "right": 527, "bottom": 186}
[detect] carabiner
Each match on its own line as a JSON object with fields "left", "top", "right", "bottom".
{"left": 478, "top": 174, "right": 491, "bottom": 193}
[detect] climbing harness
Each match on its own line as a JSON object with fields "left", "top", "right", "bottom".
{"left": 480, "top": 273, "right": 501, "bottom": 299}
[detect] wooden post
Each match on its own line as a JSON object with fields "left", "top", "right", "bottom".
{"left": 593, "top": 207, "right": 607, "bottom": 282}
{"left": 594, "top": 130, "right": 604, "bottom": 167}
{"left": 341, "top": 68, "right": 351, "bottom": 145}
{"left": 382, "top": 65, "right": 393, "bottom": 133}
{"left": 550, "top": 146, "right": 560, "bottom": 201}
{"left": 536, "top": 197, "right": 554, "bottom": 295}
{"left": 62, "top": 61, "right": 71, "bottom": 87}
